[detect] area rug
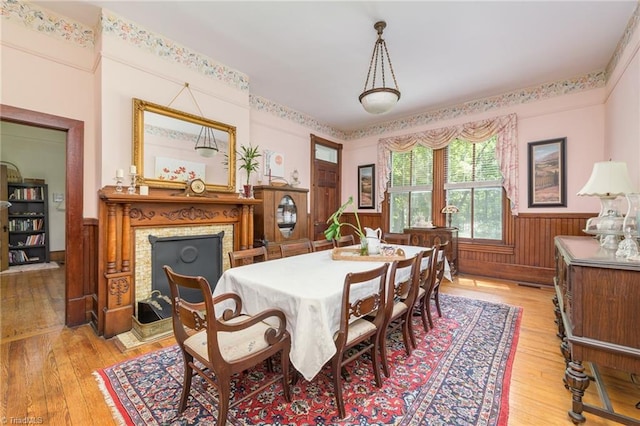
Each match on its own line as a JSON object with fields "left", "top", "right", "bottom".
{"left": 0, "top": 261, "right": 59, "bottom": 275}
{"left": 95, "top": 294, "right": 521, "bottom": 425}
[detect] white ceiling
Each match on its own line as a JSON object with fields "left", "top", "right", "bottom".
{"left": 32, "top": 1, "right": 638, "bottom": 132}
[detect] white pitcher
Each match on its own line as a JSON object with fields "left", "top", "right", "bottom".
{"left": 364, "top": 227, "right": 382, "bottom": 254}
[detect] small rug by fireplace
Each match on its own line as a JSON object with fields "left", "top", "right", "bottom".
{"left": 95, "top": 294, "right": 521, "bottom": 425}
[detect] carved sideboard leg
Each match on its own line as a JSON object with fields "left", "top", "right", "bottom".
{"left": 565, "top": 360, "right": 590, "bottom": 424}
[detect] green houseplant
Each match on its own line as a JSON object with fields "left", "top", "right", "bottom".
{"left": 237, "top": 144, "right": 261, "bottom": 197}
{"left": 324, "top": 196, "right": 368, "bottom": 255}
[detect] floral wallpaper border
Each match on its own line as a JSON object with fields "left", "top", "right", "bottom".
{"left": 1, "top": 0, "right": 94, "bottom": 48}
{"left": 3, "top": 0, "right": 639, "bottom": 140}
{"left": 100, "top": 11, "right": 249, "bottom": 93}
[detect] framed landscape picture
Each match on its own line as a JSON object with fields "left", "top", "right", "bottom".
{"left": 528, "top": 137, "right": 567, "bottom": 207}
{"left": 358, "top": 164, "right": 375, "bottom": 209}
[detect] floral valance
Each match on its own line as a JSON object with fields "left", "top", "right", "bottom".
{"left": 377, "top": 113, "right": 519, "bottom": 215}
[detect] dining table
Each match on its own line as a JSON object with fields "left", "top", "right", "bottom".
{"left": 213, "top": 244, "right": 429, "bottom": 381}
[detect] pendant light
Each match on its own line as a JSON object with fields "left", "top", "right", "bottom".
{"left": 167, "top": 82, "right": 218, "bottom": 157}
{"left": 194, "top": 125, "right": 219, "bottom": 158}
{"left": 359, "top": 21, "right": 401, "bottom": 114}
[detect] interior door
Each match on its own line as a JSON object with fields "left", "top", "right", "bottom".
{"left": 310, "top": 135, "right": 342, "bottom": 241}
{"left": 1, "top": 165, "right": 9, "bottom": 271}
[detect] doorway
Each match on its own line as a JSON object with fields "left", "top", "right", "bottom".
{"left": 310, "top": 134, "right": 342, "bottom": 241}
{"left": 0, "top": 104, "right": 85, "bottom": 326}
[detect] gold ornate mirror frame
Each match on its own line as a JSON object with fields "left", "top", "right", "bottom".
{"left": 132, "top": 98, "right": 236, "bottom": 192}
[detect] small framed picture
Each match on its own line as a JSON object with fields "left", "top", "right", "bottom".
{"left": 358, "top": 164, "right": 375, "bottom": 209}
{"left": 528, "top": 137, "right": 567, "bottom": 208}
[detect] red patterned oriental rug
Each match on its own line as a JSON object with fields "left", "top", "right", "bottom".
{"left": 95, "top": 294, "right": 521, "bottom": 425}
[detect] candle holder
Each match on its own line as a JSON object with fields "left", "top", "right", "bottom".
{"left": 128, "top": 173, "right": 138, "bottom": 194}
{"left": 114, "top": 176, "right": 125, "bottom": 193}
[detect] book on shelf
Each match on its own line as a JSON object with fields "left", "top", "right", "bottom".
{"left": 9, "top": 186, "right": 44, "bottom": 201}
{"left": 8, "top": 250, "right": 42, "bottom": 263}
{"left": 8, "top": 218, "right": 43, "bottom": 231}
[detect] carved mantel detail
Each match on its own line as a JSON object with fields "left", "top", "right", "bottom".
{"left": 95, "top": 186, "right": 260, "bottom": 338}
{"left": 162, "top": 206, "right": 222, "bottom": 221}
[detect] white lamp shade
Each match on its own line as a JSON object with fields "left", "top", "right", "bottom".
{"left": 195, "top": 147, "right": 217, "bottom": 158}
{"left": 577, "top": 161, "right": 636, "bottom": 197}
{"left": 359, "top": 89, "right": 400, "bottom": 114}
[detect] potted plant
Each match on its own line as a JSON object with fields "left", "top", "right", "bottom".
{"left": 324, "top": 196, "right": 368, "bottom": 255}
{"left": 237, "top": 144, "right": 261, "bottom": 198}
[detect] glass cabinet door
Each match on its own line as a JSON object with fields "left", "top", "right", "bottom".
{"left": 276, "top": 195, "right": 297, "bottom": 238}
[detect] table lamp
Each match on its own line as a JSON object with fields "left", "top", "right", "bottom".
{"left": 578, "top": 161, "right": 636, "bottom": 250}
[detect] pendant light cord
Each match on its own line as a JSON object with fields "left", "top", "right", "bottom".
{"left": 167, "top": 82, "right": 205, "bottom": 118}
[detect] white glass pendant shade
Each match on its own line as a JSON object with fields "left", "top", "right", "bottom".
{"left": 359, "top": 88, "right": 401, "bottom": 114}
{"left": 195, "top": 146, "right": 216, "bottom": 158}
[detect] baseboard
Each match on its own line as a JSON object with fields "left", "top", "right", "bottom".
{"left": 50, "top": 250, "right": 65, "bottom": 264}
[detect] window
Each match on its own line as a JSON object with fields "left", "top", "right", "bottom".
{"left": 388, "top": 145, "right": 434, "bottom": 232}
{"left": 445, "top": 137, "right": 503, "bottom": 240}
{"left": 388, "top": 136, "right": 504, "bottom": 241}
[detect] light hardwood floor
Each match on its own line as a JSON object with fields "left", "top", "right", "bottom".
{"left": 1, "top": 265, "right": 638, "bottom": 425}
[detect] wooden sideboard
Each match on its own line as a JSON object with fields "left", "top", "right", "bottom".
{"left": 553, "top": 236, "right": 640, "bottom": 425}
{"left": 404, "top": 227, "right": 458, "bottom": 275}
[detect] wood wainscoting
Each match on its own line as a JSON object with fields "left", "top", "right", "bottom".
{"left": 342, "top": 211, "right": 593, "bottom": 287}
{"left": 461, "top": 213, "right": 592, "bottom": 286}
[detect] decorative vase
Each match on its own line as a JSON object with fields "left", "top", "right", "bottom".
{"left": 359, "top": 237, "right": 369, "bottom": 256}
{"left": 243, "top": 184, "right": 252, "bottom": 198}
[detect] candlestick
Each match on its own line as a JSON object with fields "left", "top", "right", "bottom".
{"left": 128, "top": 172, "right": 137, "bottom": 194}
{"left": 114, "top": 175, "right": 124, "bottom": 193}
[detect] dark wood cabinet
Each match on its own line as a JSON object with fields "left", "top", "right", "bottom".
{"left": 253, "top": 186, "right": 309, "bottom": 258}
{"left": 404, "top": 227, "right": 458, "bottom": 275}
{"left": 7, "top": 182, "right": 50, "bottom": 265}
{"left": 553, "top": 236, "right": 640, "bottom": 425}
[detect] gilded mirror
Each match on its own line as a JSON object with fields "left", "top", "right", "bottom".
{"left": 132, "top": 98, "right": 236, "bottom": 192}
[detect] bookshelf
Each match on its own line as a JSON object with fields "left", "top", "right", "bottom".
{"left": 7, "top": 182, "right": 50, "bottom": 265}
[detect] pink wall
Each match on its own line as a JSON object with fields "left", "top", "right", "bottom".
{"left": 605, "top": 23, "right": 640, "bottom": 192}
{"left": 344, "top": 89, "right": 607, "bottom": 214}
{"left": 1, "top": 20, "right": 98, "bottom": 215}
{"left": 2, "top": 1, "right": 639, "bottom": 220}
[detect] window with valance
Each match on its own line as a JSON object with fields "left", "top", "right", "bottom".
{"left": 377, "top": 113, "right": 519, "bottom": 239}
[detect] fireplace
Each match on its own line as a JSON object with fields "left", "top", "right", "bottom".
{"left": 95, "top": 187, "right": 260, "bottom": 338}
{"left": 136, "top": 232, "right": 224, "bottom": 324}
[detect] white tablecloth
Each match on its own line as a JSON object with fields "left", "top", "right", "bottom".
{"left": 214, "top": 244, "right": 427, "bottom": 380}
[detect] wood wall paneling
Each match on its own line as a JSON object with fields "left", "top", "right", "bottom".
{"left": 344, "top": 211, "right": 591, "bottom": 287}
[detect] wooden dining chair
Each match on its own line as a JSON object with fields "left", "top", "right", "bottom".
{"left": 382, "top": 232, "right": 411, "bottom": 245}
{"left": 379, "top": 250, "right": 425, "bottom": 377}
{"left": 415, "top": 246, "right": 438, "bottom": 332}
{"left": 228, "top": 246, "right": 268, "bottom": 267}
{"left": 280, "top": 239, "right": 312, "bottom": 258}
{"left": 416, "top": 242, "right": 448, "bottom": 330}
{"left": 329, "top": 263, "right": 389, "bottom": 419}
{"left": 163, "top": 265, "right": 291, "bottom": 426}
{"left": 430, "top": 241, "right": 449, "bottom": 322}
{"left": 334, "top": 234, "right": 355, "bottom": 247}
{"left": 311, "top": 239, "right": 334, "bottom": 252}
